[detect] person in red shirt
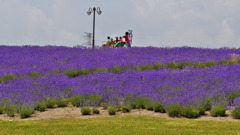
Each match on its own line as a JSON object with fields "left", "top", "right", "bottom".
{"left": 122, "top": 32, "right": 131, "bottom": 47}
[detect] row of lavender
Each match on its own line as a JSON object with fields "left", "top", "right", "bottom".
{"left": 1, "top": 63, "right": 240, "bottom": 115}
{"left": 0, "top": 45, "right": 239, "bottom": 77}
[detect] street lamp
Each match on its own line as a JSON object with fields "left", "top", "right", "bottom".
{"left": 87, "top": 7, "right": 102, "bottom": 49}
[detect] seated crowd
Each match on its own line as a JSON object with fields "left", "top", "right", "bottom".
{"left": 102, "top": 32, "right": 131, "bottom": 48}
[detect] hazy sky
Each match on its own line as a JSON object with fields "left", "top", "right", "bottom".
{"left": 0, "top": 0, "right": 240, "bottom": 48}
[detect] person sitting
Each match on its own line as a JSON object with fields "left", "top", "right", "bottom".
{"left": 115, "top": 37, "right": 119, "bottom": 43}
{"left": 119, "top": 37, "right": 123, "bottom": 42}
{"left": 103, "top": 36, "right": 115, "bottom": 47}
{"left": 102, "top": 36, "right": 111, "bottom": 46}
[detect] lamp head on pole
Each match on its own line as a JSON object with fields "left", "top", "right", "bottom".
{"left": 87, "top": 8, "right": 92, "bottom": 15}
{"left": 96, "top": 7, "right": 102, "bottom": 15}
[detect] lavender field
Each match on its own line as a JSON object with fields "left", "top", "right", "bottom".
{"left": 1, "top": 45, "right": 240, "bottom": 118}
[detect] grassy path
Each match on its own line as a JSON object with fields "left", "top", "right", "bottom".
{"left": 0, "top": 115, "right": 240, "bottom": 135}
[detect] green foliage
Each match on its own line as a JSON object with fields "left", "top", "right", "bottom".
{"left": 69, "top": 94, "right": 84, "bottom": 107}
{"left": 179, "top": 61, "right": 194, "bottom": 68}
{"left": 108, "top": 107, "right": 117, "bottom": 115}
{"left": 165, "top": 103, "right": 181, "bottom": 117}
{"left": 100, "top": 102, "right": 109, "bottom": 110}
{"left": 219, "top": 59, "right": 227, "bottom": 64}
{"left": 167, "top": 61, "right": 179, "bottom": 69}
{"left": 228, "top": 59, "right": 237, "bottom": 65}
{"left": 29, "top": 71, "right": 39, "bottom": 77}
{"left": 205, "top": 60, "right": 217, "bottom": 67}
{"left": 210, "top": 104, "right": 226, "bottom": 117}
{"left": 121, "top": 105, "right": 132, "bottom": 113}
{"left": 78, "top": 69, "right": 90, "bottom": 75}
{"left": 19, "top": 106, "right": 34, "bottom": 118}
{"left": 56, "top": 98, "right": 68, "bottom": 107}
{"left": 5, "top": 104, "right": 17, "bottom": 117}
{"left": 194, "top": 62, "right": 206, "bottom": 68}
{"left": 146, "top": 103, "right": 154, "bottom": 111}
{"left": 0, "top": 104, "right": 6, "bottom": 114}
{"left": 180, "top": 106, "right": 200, "bottom": 118}
{"left": 92, "top": 107, "right": 100, "bottom": 114}
{"left": 35, "top": 102, "right": 47, "bottom": 112}
{"left": 152, "top": 63, "right": 165, "bottom": 69}
{"left": 64, "top": 68, "right": 90, "bottom": 77}
{"left": 226, "top": 91, "right": 240, "bottom": 103}
{"left": 64, "top": 68, "right": 81, "bottom": 77}
{"left": 84, "top": 94, "right": 102, "bottom": 106}
{"left": 153, "top": 102, "right": 165, "bottom": 113}
{"left": 45, "top": 97, "right": 57, "bottom": 108}
{"left": 131, "top": 66, "right": 140, "bottom": 71}
{"left": 81, "top": 107, "right": 92, "bottom": 115}
{"left": 109, "top": 66, "right": 122, "bottom": 73}
{"left": 124, "top": 93, "right": 137, "bottom": 109}
{"left": 95, "top": 67, "right": 107, "bottom": 73}
{"left": 231, "top": 107, "right": 240, "bottom": 119}
{"left": 0, "top": 74, "right": 18, "bottom": 82}
{"left": 135, "top": 97, "right": 150, "bottom": 109}
{"left": 140, "top": 64, "right": 154, "bottom": 71}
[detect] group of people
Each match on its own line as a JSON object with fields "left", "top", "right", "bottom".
{"left": 102, "top": 32, "right": 131, "bottom": 48}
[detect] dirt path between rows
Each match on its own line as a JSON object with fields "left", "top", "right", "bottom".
{"left": 0, "top": 106, "right": 239, "bottom": 121}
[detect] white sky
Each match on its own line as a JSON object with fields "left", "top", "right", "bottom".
{"left": 0, "top": 0, "right": 240, "bottom": 48}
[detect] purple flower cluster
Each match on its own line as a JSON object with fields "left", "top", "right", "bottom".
{"left": 1, "top": 45, "right": 240, "bottom": 108}
{"left": 0, "top": 45, "right": 239, "bottom": 77}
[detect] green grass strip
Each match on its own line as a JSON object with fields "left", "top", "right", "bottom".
{"left": 0, "top": 116, "right": 239, "bottom": 135}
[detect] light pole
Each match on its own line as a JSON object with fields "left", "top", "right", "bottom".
{"left": 87, "top": 7, "right": 102, "bottom": 49}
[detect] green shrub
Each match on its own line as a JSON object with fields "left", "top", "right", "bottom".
{"left": 95, "top": 67, "right": 107, "bottom": 73}
{"left": 198, "top": 107, "right": 206, "bottom": 115}
{"left": 167, "top": 61, "right": 179, "bottom": 69}
{"left": 228, "top": 59, "right": 237, "bottom": 65}
{"left": 165, "top": 103, "right": 181, "bottom": 117}
{"left": 153, "top": 102, "right": 165, "bottom": 113}
{"left": 84, "top": 94, "right": 102, "bottom": 106}
{"left": 64, "top": 68, "right": 81, "bottom": 78}
{"left": 45, "top": 97, "right": 57, "bottom": 108}
{"left": 121, "top": 105, "right": 132, "bottom": 113}
{"left": 131, "top": 66, "right": 140, "bottom": 71}
{"left": 231, "top": 107, "right": 240, "bottom": 119}
{"left": 5, "top": 104, "right": 17, "bottom": 117}
{"left": 19, "top": 106, "right": 34, "bottom": 118}
{"left": 210, "top": 104, "right": 226, "bottom": 117}
{"left": 108, "top": 107, "right": 117, "bottom": 115}
{"left": 29, "top": 71, "right": 39, "bottom": 77}
{"left": 35, "top": 102, "right": 47, "bottom": 112}
{"left": 140, "top": 64, "right": 154, "bottom": 71}
{"left": 179, "top": 61, "right": 194, "bottom": 68}
{"left": 69, "top": 95, "right": 83, "bottom": 107}
{"left": 152, "top": 63, "right": 164, "bottom": 69}
{"left": 92, "top": 107, "right": 100, "bottom": 114}
{"left": 79, "top": 69, "right": 90, "bottom": 75}
{"left": 194, "top": 62, "right": 206, "bottom": 68}
{"left": 109, "top": 66, "right": 122, "bottom": 73}
{"left": 56, "top": 98, "right": 68, "bottom": 107}
{"left": 181, "top": 106, "right": 200, "bottom": 118}
{"left": 146, "top": 103, "right": 154, "bottom": 111}
{"left": 0, "top": 74, "right": 18, "bottom": 82}
{"left": 136, "top": 97, "right": 150, "bottom": 109}
{"left": 219, "top": 59, "right": 227, "bottom": 64}
{"left": 205, "top": 60, "right": 217, "bottom": 67}
{"left": 123, "top": 93, "right": 136, "bottom": 109}
{"left": 226, "top": 91, "right": 240, "bottom": 103}
{"left": 81, "top": 107, "right": 92, "bottom": 115}
{"left": 0, "top": 104, "right": 6, "bottom": 114}
{"left": 100, "top": 102, "right": 109, "bottom": 110}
